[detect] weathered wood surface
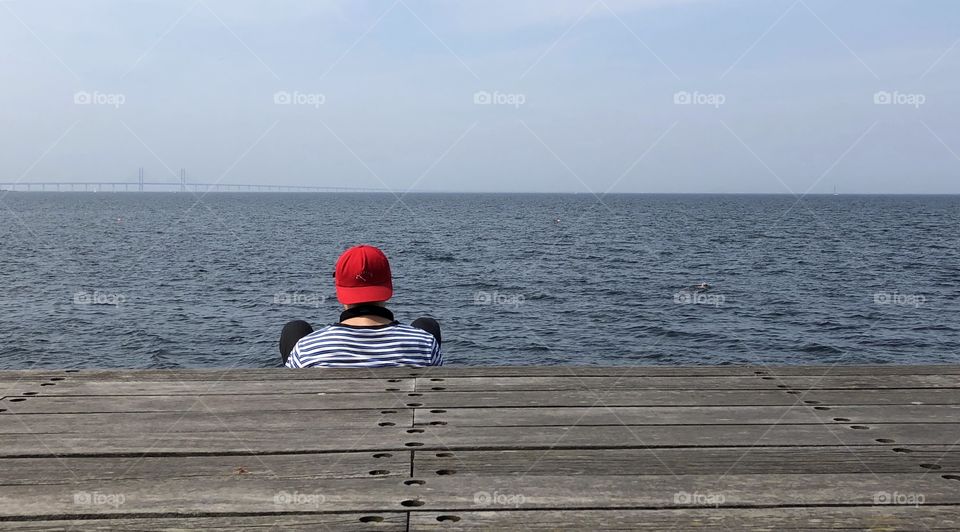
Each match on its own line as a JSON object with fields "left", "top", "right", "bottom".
{"left": 5, "top": 508, "right": 957, "bottom": 531}
{"left": 0, "top": 515, "right": 408, "bottom": 531}
{"left": 414, "top": 404, "right": 960, "bottom": 426}
{"left": 7, "top": 363, "right": 960, "bottom": 379}
{"left": 2, "top": 473, "right": 958, "bottom": 518}
{"left": 3, "top": 405, "right": 958, "bottom": 435}
{"left": 6, "top": 374, "right": 959, "bottom": 394}
{"left": 0, "top": 409, "right": 415, "bottom": 433}
{"left": 0, "top": 452, "right": 411, "bottom": 484}
{"left": 7, "top": 388, "right": 960, "bottom": 416}
{"left": 2, "top": 378, "right": 415, "bottom": 396}
{"left": 408, "top": 507, "right": 960, "bottom": 530}
{"left": 415, "top": 446, "right": 960, "bottom": 475}
{"left": 1, "top": 366, "right": 959, "bottom": 530}
{"left": 3, "top": 424, "right": 960, "bottom": 457}
{"left": 411, "top": 374, "right": 960, "bottom": 391}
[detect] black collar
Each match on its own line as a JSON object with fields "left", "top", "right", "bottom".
{"left": 339, "top": 304, "right": 395, "bottom": 323}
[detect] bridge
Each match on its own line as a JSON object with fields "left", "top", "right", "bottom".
{"left": 0, "top": 182, "right": 387, "bottom": 193}
{"left": 0, "top": 169, "right": 388, "bottom": 193}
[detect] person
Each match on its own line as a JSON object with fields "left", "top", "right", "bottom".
{"left": 280, "top": 244, "right": 443, "bottom": 368}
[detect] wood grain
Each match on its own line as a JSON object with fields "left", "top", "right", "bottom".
{"left": 2, "top": 365, "right": 959, "bottom": 528}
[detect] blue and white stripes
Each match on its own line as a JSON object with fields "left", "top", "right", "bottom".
{"left": 286, "top": 323, "right": 443, "bottom": 368}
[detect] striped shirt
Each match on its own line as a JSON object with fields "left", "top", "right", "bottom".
{"left": 286, "top": 322, "right": 443, "bottom": 368}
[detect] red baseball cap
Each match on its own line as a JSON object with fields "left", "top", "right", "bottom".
{"left": 334, "top": 245, "right": 393, "bottom": 305}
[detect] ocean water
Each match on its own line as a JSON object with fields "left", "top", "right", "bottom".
{"left": 0, "top": 192, "right": 957, "bottom": 369}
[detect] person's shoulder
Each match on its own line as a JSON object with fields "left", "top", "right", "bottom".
{"left": 300, "top": 324, "right": 337, "bottom": 340}
{"left": 294, "top": 325, "right": 339, "bottom": 347}
{"left": 390, "top": 323, "right": 436, "bottom": 340}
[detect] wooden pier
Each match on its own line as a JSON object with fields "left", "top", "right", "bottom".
{"left": 1, "top": 365, "right": 959, "bottom": 530}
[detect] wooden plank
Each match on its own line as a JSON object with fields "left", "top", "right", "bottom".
{"left": 0, "top": 409, "right": 413, "bottom": 434}
{"left": 349, "top": 473, "right": 960, "bottom": 509}
{"left": 415, "top": 405, "right": 960, "bottom": 426}
{"left": 7, "top": 364, "right": 960, "bottom": 382}
{"left": 392, "top": 423, "right": 960, "bottom": 449}
{"left": 2, "top": 424, "right": 959, "bottom": 457}
{"left": 409, "top": 507, "right": 960, "bottom": 530}
{"left": 1, "top": 473, "right": 956, "bottom": 518}
{"left": 2, "top": 393, "right": 425, "bottom": 413}
{"left": 0, "top": 390, "right": 856, "bottom": 414}
{"left": 414, "top": 447, "right": 960, "bottom": 475}
{"left": 0, "top": 391, "right": 795, "bottom": 413}
{"left": 7, "top": 366, "right": 960, "bottom": 390}
{"left": 411, "top": 388, "right": 960, "bottom": 407}
{"left": 0, "top": 514, "right": 407, "bottom": 531}
{"left": 4, "top": 379, "right": 414, "bottom": 396}
{"left": 430, "top": 375, "right": 960, "bottom": 391}
{"left": 7, "top": 388, "right": 960, "bottom": 415}
{"left": 0, "top": 452, "right": 411, "bottom": 485}
{"left": 0, "top": 477, "right": 419, "bottom": 518}
{"left": 0, "top": 425, "right": 431, "bottom": 456}
{"left": 413, "top": 364, "right": 960, "bottom": 377}
{"left": 0, "top": 369, "right": 418, "bottom": 382}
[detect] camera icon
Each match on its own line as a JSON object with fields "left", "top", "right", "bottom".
{"left": 873, "top": 491, "right": 891, "bottom": 504}
{"left": 673, "top": 91, "right": 691, "bottom": 105}
{"left": 73, "top": 491, "right": 92, "bottom": 505}
{"left": 273, "top": 491, "right": 292, "bottom": 505}
{"left": 473, "top": 491, "right": 492, "bottom": 506}
{"left": 474, "top": 291, "right": 492, "bottom": 305}
{"left": 673, "top": 491, "right": 692, "bottom": 504}
{"left": 873, "top": 91, "right": 892, "bottom": 105}
{"left": 473, "top": 91, "right": 491, "bottom": 105}
{"left": 873, "top": 292, "right": 890, "bottom": 305}
{"left": 73, "top": 91, "right": 92, "bottom": 105}
{"left": 273, "top": 91, "right": 292, "bottom": 105}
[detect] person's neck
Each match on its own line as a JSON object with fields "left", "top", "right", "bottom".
{"left": 339, "top": 304, "right": 394, "bottom": 326}
{"left": 342, "top": 316, "right": 392, "bottom": 326}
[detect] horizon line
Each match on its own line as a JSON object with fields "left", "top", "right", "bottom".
{"left": 2, "top": 189, "right": 959, "bottom": 196}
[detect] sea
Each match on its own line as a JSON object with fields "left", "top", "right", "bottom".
{"left": 0, "top": 192, "right": 957, "bottom": 369}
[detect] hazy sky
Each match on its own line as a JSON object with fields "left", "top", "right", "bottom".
{"left": 1, "top": 0, "right": 958, "bottom": 193}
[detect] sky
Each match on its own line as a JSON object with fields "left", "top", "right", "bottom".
{"left": 1, "top": 0, "right": 958, "bottom": 193}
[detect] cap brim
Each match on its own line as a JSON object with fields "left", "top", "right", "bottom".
{"left": 336, "top": 285, "right": 393, "bottom": 305}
